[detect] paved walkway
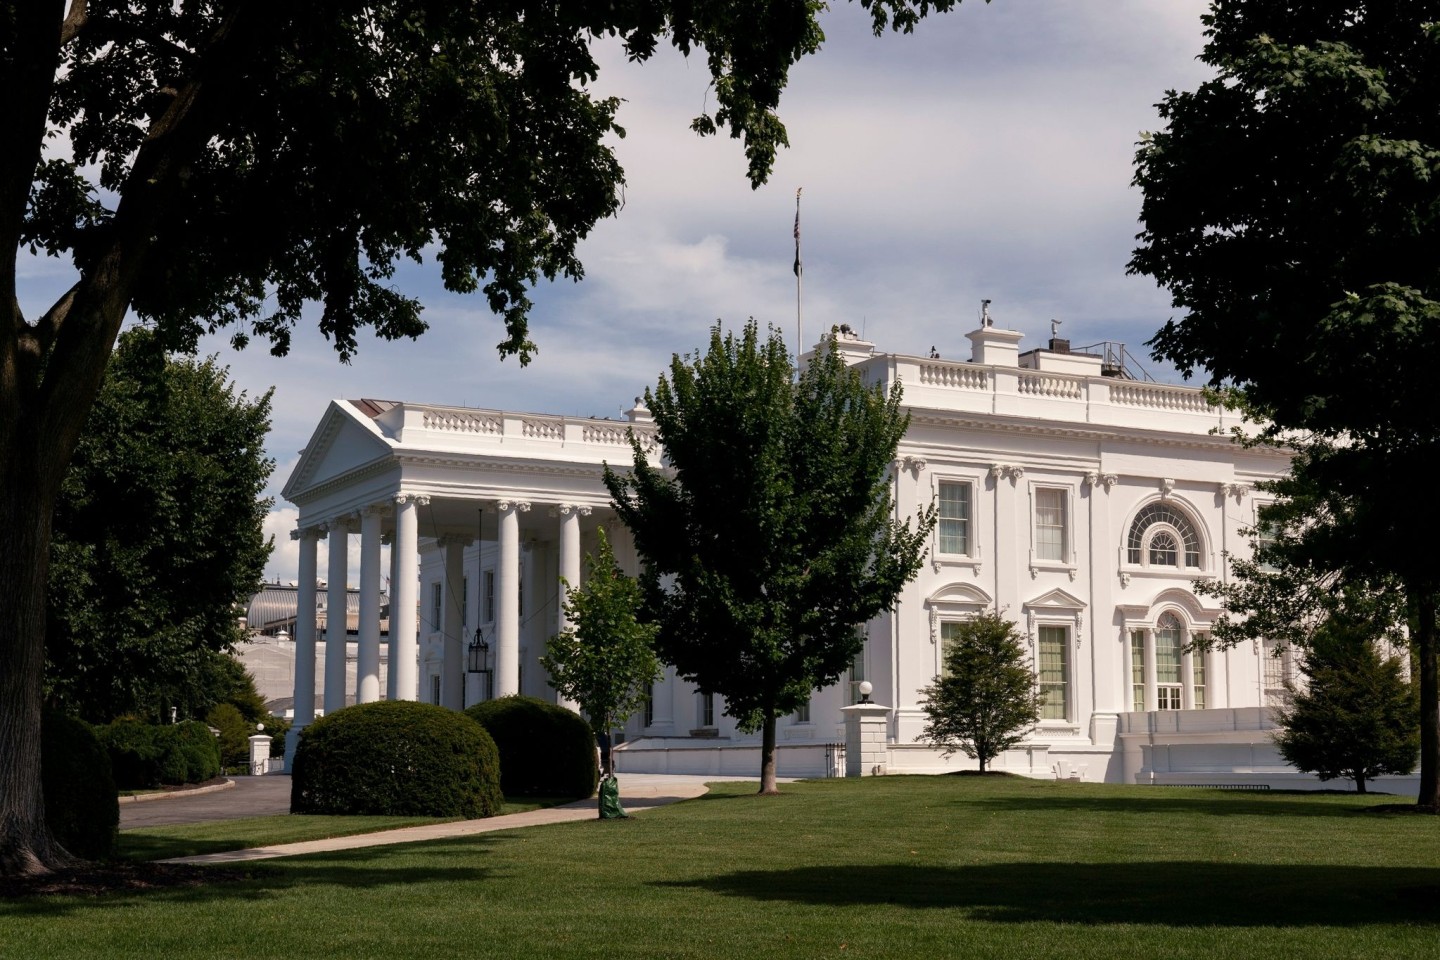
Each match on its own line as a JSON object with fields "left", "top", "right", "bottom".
{"left": 131, "top": 774, "right": 722, "bottom": 866}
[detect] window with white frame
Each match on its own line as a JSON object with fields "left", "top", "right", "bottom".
{"left": 1037, "top": 625, "right": 1069, "bottom": 720}
{"left": 699, "top": 692, "right": 715, "bottom": 728}
{"left": 1193, "top": 633, "right": 1208, "bottom": 709}
{"left": 847, "top": 646, "right": 867, "bottom": 705}
{"left": 1155, "top": 613, "right": 1184, "bottom": 710}
{"left": 430, "top": 674, "right": 441, "bottom": 705}
{"left": 939, "top": 620, "right": 967, "bottom": 671}
{"left": 1130, "top": 630, "right": 1145, "bottom": 712}
{"left": 1263, "top": 638, "right": 1293, "bottom": 706}
{"left": 794, "top": 697, "right": 811, "bottom": 723}
{"left": 1129, "top": 614, "right": 1210, "bottom": 712}
{"left": 430, "top": 582, "right": 443, "bottom": 634}
{"left": 643, "top": 682, "right": 655, "bottom": 727}
{"left": 1035, "top": 488, "right": 1068, "bottom": 562}
{"left": 1126, "top": 503, "right": 1202, "bottom": 569}
{"left": 938, "top": 481, "right": 972, "bottom": 555}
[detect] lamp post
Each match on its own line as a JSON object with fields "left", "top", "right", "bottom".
{"left": 468, "top": 629, "right": 493, "bottom": 701}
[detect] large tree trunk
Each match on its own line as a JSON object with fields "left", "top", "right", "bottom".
{"left": 1412, "top": 587, "right": 1439, "bottom": 809}
{"left": 758, "top": 713, "right": 779, "bottom": 795}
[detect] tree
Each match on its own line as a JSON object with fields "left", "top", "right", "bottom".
{"left": 1129, "top": 2, "right": 1440, "bottom": 808}
{"left": 44, "top": 328, "right": 272, "bottom": 724}
{"left": 541, "top": 526, "right": 662, "bottom": 777}
{"left": 1273, "top": 614, "right": 1419, "bottom": 794}
{"left": 606, "top": 322, "right": 934, "bottom": 794}
{"left": 918, "top": 612, "right": 1042, "bottom": 773}
{"left": 1, "top": 0, "right": 968, "bottom": 874}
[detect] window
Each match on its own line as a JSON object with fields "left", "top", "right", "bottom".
{"left": 699, "top": 692, "right": 715, "bottom": 728}
{"left": 1126, "top": 503, "right": 1201, "bottom": 568}
{"left": 430, "top": 674, "right": 441, "bottom": 706}
{"left": 644, "top": 683, "right": 655, "bottom": 727}
{"left": 1156, "top": 613, "right": 1183, "bottom": 710}
{"left": 1193, "top": 634, "right": 1208, "bottom": 710}
{"left": 483, "top": 569, "right": 495, "bottom": 623}
{"left": 1035, "top": 488, "right": 1067, "bottom": 562}
{"left": 847, "top": 646, "right": 867, "bottom": 705}
{"left": 938, "top": 481, "right": 971, "bottom": 555}
{"left": 1263, "top": 639, "right": 1292, "bottom": 706}
{"left": 1038, "top": 626, "right": 1068, "bottom": 720}
{"left": 1130, "top": 630, "right": 1145, "bottom": 712}
{"left": 430, "top": 582, "right": 443, "bottom": 633}
{"left": 794, "top": 698, "right": 811, "bottom": 723}
{"left": 940, "top": 620, "right": 967, "bottom": 671}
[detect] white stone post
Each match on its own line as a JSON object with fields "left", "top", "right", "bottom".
{"left": 356, "top": 505, "right": 384, "bottom": 703}
{"left": 248, "top": 733, "right": 273, "bottom": 775}
{"left": 496, "top": 500, "right": 528, "bottom": 697}
{"left": 323, "top": 518, "right": 351, "bottom": 715}
{"left": 392, "top": 494, "right": 424, "bottom": 702}
{"left": 841, "top": 702, "right": 890, "bottom": 777}
{"left": 441, "top": 533, "right": 469, "bottom": 710}
{"left": 1181, "top": 648, "right": 1196, "bottom": 711}
{"left": 286, "top": 526, "right": 324, "bottom": 765}
{"left": 1143, "top": 628, "right": 1159, "bottom": 712}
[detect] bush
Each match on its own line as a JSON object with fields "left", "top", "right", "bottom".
{"left": 206, "top": 702, "right": 251, "bottom": 769}
{"left": 169, "top": 720, "right": 222, "bottom": 783}
{"left": 98, "top": 718, "right": 163, "bottom": 790}
{"left": 41, "top": 711, "right": 118, "bottom": 860}
{"left": 290, "top": 701, "right": 502, "bottom": 817}
{"left": 465, "top": 696, "right": 598, "bottom": 800}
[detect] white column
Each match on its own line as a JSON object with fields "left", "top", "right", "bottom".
{"left": 323, "top": 518, "right": 351, "bottom": 714}
{"left": 386, "top": 532, "right": 398, "bottom": 701}
{"left": 285, "top": 526, "right": 324, "bottom": 765}
{"left": 356, "top": 505, "right": 384, "bottom": 704}
{"left": 1181, "top": 649, "right": 1195, "bottom": 711}
{"left": 441, "top": 534, "right": 469, "bottom": 710}
{"left": 1143, "top": 628, "right": 1158, "bottom": 712}
{"left": 495, "top": 500, "right": 529, "bottom": 698}
{"left": 555, "top": 504, "right": 588, "bottom": 711}
{"left": 392, "top": 494, "right": 424, "bottom": 702}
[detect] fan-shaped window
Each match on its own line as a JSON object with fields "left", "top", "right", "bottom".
{"left": 1127, "top": 503, "right": 1201, "bottom": 568}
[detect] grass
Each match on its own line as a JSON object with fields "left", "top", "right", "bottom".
{"left": 5, "top": 777, "right": 1439, "bottom": 959}
{"left": 116, "top": 798, "right": 576, "bottom": 861}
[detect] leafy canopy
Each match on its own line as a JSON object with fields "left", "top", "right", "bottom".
{"left": 607, "top": 322, "right": 933, "bottom": 738}
{"left": 44, "top": 328, "right": 272, "bottom": 723}
{"left": 542, "top": 526, "right": 662, "bottom": 768}
{"left": 919, "top": 612, "right": 1042, "bottom": 773}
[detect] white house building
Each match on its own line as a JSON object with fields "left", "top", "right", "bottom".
{"left": 280, "top": 320, "right": 1409, "bottom": 790}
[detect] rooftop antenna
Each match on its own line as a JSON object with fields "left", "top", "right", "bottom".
{"left": 981, "top": 299, "right": 993, "bottom": 328}
{"left": 1051, "top": 318, "right": 1063, "bottom": 337}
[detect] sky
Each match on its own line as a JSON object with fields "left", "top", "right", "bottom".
{"left": 17, "top": 0, "right": 1217, "bottom": 584}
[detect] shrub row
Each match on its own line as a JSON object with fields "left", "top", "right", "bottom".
{"left": 96, "top": 718, "right": 221, "bottom": 790}
{"left": 290, "top": 696, "right": 598, "bottom": 817}
{"left": 42, "top": 711, "right": 119, "bottom": 860}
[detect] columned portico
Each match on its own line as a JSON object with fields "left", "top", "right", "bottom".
{"left": 356, "top": 506, "right": 384, "bottom": 704}
{"left": 323, "top": 518, "right": 350, "bottom": 714}
{"left": 555, "top": 503, "right": 589, "bottom": 711}
{"left": 496, "top": 499, "right": 529, "bottom": 698}
{"left": 285, "top": 526, "right": 324, "bottom": 764}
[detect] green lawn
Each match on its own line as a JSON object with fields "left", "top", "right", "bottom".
{"left": 5, "top": 777, "right": 1438, "bottom": 959}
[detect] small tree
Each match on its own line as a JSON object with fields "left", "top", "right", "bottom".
{"left": 1274, "top": 615, "right": 1419, "bottom": 794}
{"left": 541, "top": 528, "right": 662, "bottom": 777}
{"left": 919, "top": 613, "right": 1042, "bottom": 773}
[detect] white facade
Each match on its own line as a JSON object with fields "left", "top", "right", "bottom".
{"left": 281, "top": 323, "right": 1413, "bottom": 790}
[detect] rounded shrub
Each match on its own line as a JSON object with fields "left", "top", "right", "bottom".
{"left": 98, "top": 718, "right": 162, "bottom": 789}
{"left": 168, "top": 720, "right": 222, "bottom": 783}
{"left": 42, "top": 711, "right": 119, "bottom": 860}
{"left": 464, "top": 696, "right": 598, "bottom": 800}
{"left": 290, "top": 701, "right": 502, "bottom": 817}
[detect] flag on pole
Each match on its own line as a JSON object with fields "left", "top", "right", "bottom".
{"left": 793, "top": 187, "right": 803, "bottom": 277}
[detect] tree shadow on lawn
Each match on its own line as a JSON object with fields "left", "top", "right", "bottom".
{"left": 656, "top": 862, "right": 1440, "bottom": 927}
{"left": 0, "top": 834, "right": 519, "bottom": 918}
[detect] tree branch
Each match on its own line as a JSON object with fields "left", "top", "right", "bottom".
{"left": 59, "top": 0, "right": 87, "bottom": 45}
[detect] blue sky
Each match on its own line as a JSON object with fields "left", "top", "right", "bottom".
{"left": 16, "top": 0, "right": 1215, "bottom": 582}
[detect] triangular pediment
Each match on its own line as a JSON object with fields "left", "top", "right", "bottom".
{"left": 926, "top": 582, "right": 993, "bottom": 608}
{"left": 1023, "top": 587, "right": 1086, "bottom": 612}
{"left": 282, "top": 401, "right": 394, "bottom": 501}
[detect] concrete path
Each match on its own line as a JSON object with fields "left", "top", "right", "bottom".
{"left": 141, "top": 774, "right": 723, "bottom": 866}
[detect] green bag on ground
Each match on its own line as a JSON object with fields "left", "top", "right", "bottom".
{"left": 598, "top": 775, "right": 628, "bottom": 820}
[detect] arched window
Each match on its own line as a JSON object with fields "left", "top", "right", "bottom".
{"left": 1155, "top": 613, "right": 1184, "bottom": 710}
{"left": 1126, "top": 502, "right": 1202, "bottom": 568}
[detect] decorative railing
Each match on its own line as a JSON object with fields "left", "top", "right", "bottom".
{"left": 521, "top": 417, "right": 564, "bottom": 440}
{"left": 918, "top": 361, "right": 988, "bottom": 391}
{"left": 1018, "top": 373, "right": 1084, "bottom": 400}
{"left": 422, "top": 409, "right": 501, "bottom": 434}
{"left": 1108, "top": 382, "right": 1216, "bottom": 413}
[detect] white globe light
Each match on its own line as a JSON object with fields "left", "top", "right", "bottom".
{"left": 859, "top": 681, "right": 873, "bottom": 697}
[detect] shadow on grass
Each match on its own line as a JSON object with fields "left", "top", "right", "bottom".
{"left": 656, "top": 862, "right": 1440, "bottom": 927}
{"left": 0, "top": 834, "right": 520, "bottom": 918}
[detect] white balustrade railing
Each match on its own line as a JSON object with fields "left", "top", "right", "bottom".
{"left": 918, "top": 361, "right": 988, "bottom": 391}
{"left": 1018, "top": 373, "right": 1084, "bottom": 400}
{"left": 1108, "top": 381, "right": 1215, "bottom": 413}
{"left": 422, "top": 409, "right": 502, "bottom": 434}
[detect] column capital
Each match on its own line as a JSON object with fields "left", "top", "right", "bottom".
{"left": 436, "top": 534, "right": 475, "bottom": 549}
{"left": 291, "top": 526, "right": 328, "bottom": 542}
{"left": 395, "top": 493, "right": 431, "bottom": 507}
{"left": 323, "top": 516, "right": 354, "bottom": 534}
{"left": 361, "top": 502, "right": 391, "bottom": 518}
{"left": 496, "top": 499, "right": 532, "bottom": 514}
{"left": 551, "top": 503, "right": 594, "bottom": 518}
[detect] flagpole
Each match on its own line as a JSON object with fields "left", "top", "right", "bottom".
{"left": 793, "top": 187, "right": 803, "bottom": 359}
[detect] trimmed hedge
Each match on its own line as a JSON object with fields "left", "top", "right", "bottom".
{"left": 464, "top": 696, "right": 598, "bottom": 800}
{"left": 41, "top": 711, "right": 119, "bottom": 860}
{"left": 96, "top": 718, "right": 221, "bottom": 789}
{"left": 290, "top": 701, "right": 502, "bottom": 817}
